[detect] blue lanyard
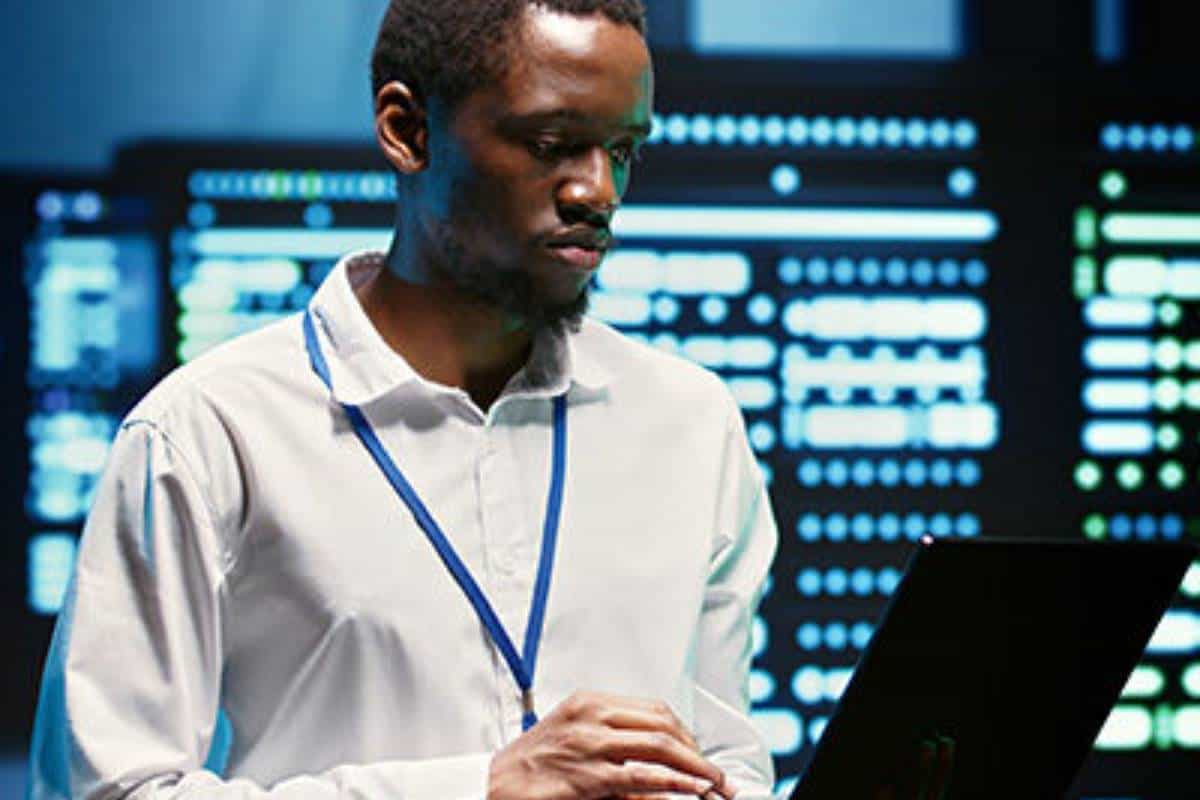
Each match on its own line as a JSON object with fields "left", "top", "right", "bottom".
{"left": 302, "top": 310, "right": 567, "bottom": 731}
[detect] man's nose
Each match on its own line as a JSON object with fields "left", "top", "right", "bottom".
{"left": 556, "top": 147, "right": 618, "bottom": 224}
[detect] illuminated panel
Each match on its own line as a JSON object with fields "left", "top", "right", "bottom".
{"left": 23, "top": 188, "right": 159, "bottom": 614}
{"left": 1074, "top": 119, "right": 1200, "bottom": 761}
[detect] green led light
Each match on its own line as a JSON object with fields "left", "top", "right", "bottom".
{"left": 1102, "top": 213, "right": 1200, "bottom": 244}
{"left": 1183, "top": 663, "right": 1200, "bottom": 698}
{"left": 1074, "top": 255, "right": 1097, "bottom": 298}
{"left": 298, "top": 170, "right": 322, "bottom": 200}
{"left": 1159, "top": 461, "right": 1185, "bottom": 491}
{"left": 1155, "top": 338, "right": 1184, "bottom": 371}
{"left": 1184, "top": 381, "right": 1200, "bottom": 411}
{"left": 1075, "top": 460, "right": 1103, "bottom": 491}
{"left": 1095, "top": 704, "right": 1152, "bottom": 750}
{"left": 1159, "top": 301, "right": 1184, "bottom": 327}
{"left": 1100, "top": 170, "right": 1128, "bottom": 200}
{"left": 1157, "top": 424, "right": 1182, "bottom": 451}
{"left": 1182, "top": 563, "right": 1200, "bottom": 599}
{"left": 1121, "top": 665, "right": 1165, "bottom": 699}
{"left": 1116, "top": 461, "right": 1143, "bottom": 490}
{"left": 1076, "top": 207, "right": 1098, "bottom": 250}
{"left": 1154, "top": 704, "right": 1174, "bottom": 750}
{"left": 1185, "top": 341, "right": 1200, "bottom": 369}
{"left": 1083, "top": 514, "right": 1107, "bottom": 540}
{"left": 1154, "top": 378, "right": 1183, "bottom": 411}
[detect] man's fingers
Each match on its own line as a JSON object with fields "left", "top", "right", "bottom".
{"left": 603, "top": 761, "right": 716, "bottom": 796}
{"left": 600, "top": 707, "right": 701, "bottom": 751}
{"left": 598, "top": 731, "right": 726, "bottom": 792}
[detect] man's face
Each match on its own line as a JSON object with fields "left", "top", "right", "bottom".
{"left": 413, "top": 6, "right": 654, "bottom": 329}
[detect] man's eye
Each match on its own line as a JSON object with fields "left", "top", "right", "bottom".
{"left": 529, "top": 138, "right": 566, "bottom": 160}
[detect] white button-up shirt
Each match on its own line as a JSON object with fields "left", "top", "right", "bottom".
{"left": 29, "top": 251, "right": 778, "bottom": 799}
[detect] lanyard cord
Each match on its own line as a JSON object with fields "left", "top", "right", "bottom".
{"left": 303, "top": 310, "right": 566, "bottom": 731}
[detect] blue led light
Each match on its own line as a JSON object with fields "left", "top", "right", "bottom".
{"left": 797, "top": 623, "right": 822, "bottom": 650}
{"left": 905, "top": 513, "right": 926, "bottom": 540}
{"left": 1162, "top": 514, "right": 1184, "bottom": 539}
{"left": 833, "top": 257, "right": 856, "bottom": 285}
{"left": 699, "top": 296, "right": 729, "bottom": 324}
{"left": 36, "top": 191, "right": 65, "bottom": 221}
{"left": 1149, "top": 125, "right": 1170, "bottom": 151}
{"left": 1135, "top": 514, "right": 1157, "bottom": 540}
{"left": 930, "top": 514, "right": 952, "bottom": 537}
{"left": 825, "top": 513, "right": 849, "bottom": 541}
{"left": 715, "top": 115, "right": 738, "bottom": 145}
{"left": 1127, "top": 124, "right": 1147, "bottom": 150}
{"left": 851, "top": 459, "right": 874, "bottom": 487}
{"left": 859, "top": 118, "right": 881, "bottom": 147}
{"left": 303, "top": 203, "right": 334, "bottom": 229}
{"left": 878, "top": 459, "right": 902, "bottom": 487}
{"left": 652, "top": 295, "right": 680, "bottom": 324}
{"left": 812, "top": 117, "right": 835, "bottom": 147}
{"left": 850, "top": 623, "right": 874, "bottom": 649}
{"left": 798, "top": 460, "right": 823, "bottom": 489}
{"left": 691, "top": 114, "right": 714, "bottom": 145}
{"left": 763, "top": 115, "right": 786, "bottom": 146}
{"left": 904, "top": 459, "right": 928, "bottom": 487}
{"left": 930, "top": 119, "right": 952, "bottom": 149}
{"left": 798, "top": 512, "right": 823, "bottom": 540}
{"left": 956, "top": 459, "right": 981, "bottom": 486}
{"left": 1101, "top": 123, "right": 1123, "bottom": 151}
{"left": 860, "top": 258, "right": 882, "bottom": 285}
{"left": 835, "top": 117, "right": 857, "bottom": 147}
{"left": 746, "top": 293, "right": 777, "bottom": 325}
{"left": 882, "top": 118, "right": 905, "bottom": 148}
{"left": 771, "top": 164, "right": 802, "bottom": 196}
{"left": 885, "top": 258, "right": 907, "bottom": 285}
{"left": 930, "top": 459, "right": 953, "bottom": 486}
{"left": 825, "top": 460, "right": 849, "bottom": 488}
{"left": 1173, "top": 125, "right": 1195, "bottom": 152}
{"left": 953, "top": 120, "right": 978, "bottom": 148}
{"left": 906, "top": 119, "right": 929, "bottom": 148}
{"left": 935, "top": 259, "right": 960, "bottom": 286}
{"left": 665, "top": 113, "right": 689, "bottom": 144}
{"left": 878, "top": 513, "right": 902, "bottom": 541}
{"left": 792, "top": 666, "right": 825, "bottom": 703}
{"left": 74, "top": 191, "right": 103, "bottom": 222}
{"left": 963, "top": 259, "right": 988, "bottom": 286}
{"left": 948, "top": 167, "right": 977, "bottom": 199}
{"left": 807, "top": 258, "right": 830, "bottom": 284}
{"left": 824, "top": 622, "right": 848, "bottom": 650}
{"left": 797, "top": 568, "right": 823, "bottom": 596}
{"left": 188, "top": 202, "right": 217, "bottom": 228}
{"left": 851, "top": 568, "right": 874, "bottom": 596}
{"left": 787, "top": 116, "right": 810, "bottom": 146}
{"left": 825, "top": 568, "right": 848, "bottom": 596}
{"left": 648, "top": 114, "right": 664, "bottom": 143}
{"left": 740, "top": 115, "right": 764, "bottom": 145}
{"left": 851, "top": 513, "right": 874, "bottom": 541}
{"left": 878, "top": 568, "right": 902, "bottom": 594}
{"left": 911, "top": 259, "right": 935, "bottom": 286}
{"left": 778, "top": 257, "right": 802, "bottom": 284}
{"left": 749, "top": 421, "right": 777, "bottom": 452}
{"left": 1110, "top": 514, "right": 1133, "bottom": 540}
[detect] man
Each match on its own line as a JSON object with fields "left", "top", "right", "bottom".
{"left": 28, "top": 1, "right": 779, "bottom": 798}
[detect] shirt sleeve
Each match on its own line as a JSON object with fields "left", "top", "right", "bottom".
{"left": 690, "top": 394, "right": 780, "bottom": 800}
{"left": 27, "top": 419, "right": 493, "bottom": 800}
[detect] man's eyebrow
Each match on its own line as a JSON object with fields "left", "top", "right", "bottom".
{"left": 502, "top": 109, "right": 653, "bottom": 136}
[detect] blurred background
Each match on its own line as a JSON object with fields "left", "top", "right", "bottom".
{"left": 3, "top": 0, "right": 1200, "bottom": 796}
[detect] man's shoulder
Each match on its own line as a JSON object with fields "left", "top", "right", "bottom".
{"left": 125, "top": 313, "right": 305, "bottom": 429}
{"left": 574, "top": 317, "right": 735, "bottom": 407}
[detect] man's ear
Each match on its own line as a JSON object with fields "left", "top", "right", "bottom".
{"left": 375, "top": 81, "right": 429, "bottom": 174}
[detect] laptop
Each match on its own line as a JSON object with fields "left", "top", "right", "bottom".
{"left": 788, "top": 536, "right": 1196, "bottom": 800}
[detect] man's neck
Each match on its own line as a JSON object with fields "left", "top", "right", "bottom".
{"left": 355, "top": 258, "right": 533, "bottom": 413}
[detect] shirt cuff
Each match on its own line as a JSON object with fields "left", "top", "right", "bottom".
{"left": 400, "top": 751, "right": 493, "bottom": 800}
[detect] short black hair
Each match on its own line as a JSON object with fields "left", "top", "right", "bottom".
{"left": 371, "top": 0, "right": 646, "bottom": 110}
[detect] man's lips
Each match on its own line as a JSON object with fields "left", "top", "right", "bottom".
{"left": 545, "top": 243, "right": 604, "bottom": 270}
{"left": 543, "top": 228, "right": 612, "bottom": 270}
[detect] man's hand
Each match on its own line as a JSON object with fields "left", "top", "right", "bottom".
{"left": 487, "top": 690, "right": 738, "bottom": 800}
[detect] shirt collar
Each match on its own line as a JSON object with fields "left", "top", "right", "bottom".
{"left": 307, "top": 250, "right": 610, "bottom": 406}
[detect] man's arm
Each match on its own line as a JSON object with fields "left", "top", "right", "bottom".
{"left": 27, "top": 420, "right": 498, "bottom": 800}
{"left": 689, "top": 392, "right": 780, "bottom": 799}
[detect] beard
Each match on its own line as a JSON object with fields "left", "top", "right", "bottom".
{"left": 431, "top": 221, "right": 591, "bottom": 334}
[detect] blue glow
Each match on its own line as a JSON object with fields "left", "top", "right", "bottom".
{"left": 746, "top": 294, "right": 777, "bottom": 325}
{"left": 833, "top": 257, "right": 856, "bottom": 285}
{"left": 698, "top": 297, "right": 730, "bottom": 325}
{"left": 812, "top": 117, "right": 835, "bottom": 147}
{"left": 652, "top": 295, "right": 680, "bottom": 324}
{"left": 882, "top": 118, "right": 905, "bottom": 147}
{"left": 771, "top": 164, "right": 802, "bottom": 196}
{"left": 1081, "top": 420, "right": 1155, "bottom": 454}
{"left": 1127, "top": 125, "right": 1147, "bottom": 150}
{"left": 1084, "top": 298, "right": 1155, "bottom": 328}
{"left": 750, "top": 709, "right": 803, "bottom": 756}
{"left": 28, "top": 533, "right": 77, "bottom": 614}
{"left": 715, "top": 115, "right": 738, "bottom": 145}
{"left": 1173, "top": 125, "right": 1195, "bottom": 152}
{"left": 906, "top": 119, "right": 929, "bottom": 148}
{"left": 763, "top": 116, "right": 786, "bottom": 145}
{"left": 1083, "top": 379, "right": 1153, "bottom": 411}
{"left": 303, "top": 203, "right": 334, "bottom": 229}
{"left": 948, "top": 167, "right": 977, "bottom": 198}
{"left": 781, "top": 296, "right": 988, "bottom": 341}
{"left": 953, "top": 120, "right": 978, "bottom": 148}
{"left": 1101, "top": 123, "right": 1123, "bottom": 151}
{"left": 690, "top": 114, "right": 714, "bottom": 145}
{"left": 796, "top": 623, "right": 823, "bottom": 650}
{"left": 835, "top": 117, "right": 857, "bottom": 146}
{"left": 1146, "top": 611, "right": 1200, "bottom": 655}
{"left": 36, "top": 191, "right": 65, "bottom": 221}
{"left": 787, "top": 116, "right": 810, "bottom": 146}
{"left": 930, "top": 119, "right": 952, "bottom": 148}
{"left": 1150, "top": 125, "right": 1170, "bottom": 151}
{"left": 860, "top": 258, "right": 883, "bottom": 285}
{"left": 778, "top": 258, "right": 802, "bottom": 284}
{"left": 667, "top": 114, "right": 688, "bottom": 143}
{"left": 1084, "top": 337, "right": 1153, "bottom": 370}
{"left": 739, "top": 115, "right": 763, "bottom": 145}
{"left": 806, "top": 258, "right": 830, "bottom": 284}
{"left": 937, "top": 259, "right": 961, "bottom": 285}
{"left": 911, "top": 259, "right": 935, "bottom": 285}
{"left": 860, "top": 117, "right": 881, "bottom": 147}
